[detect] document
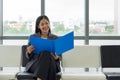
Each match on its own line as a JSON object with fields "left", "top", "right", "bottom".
{"left": 30, "top": 31, "right": 74, "bottom": 55}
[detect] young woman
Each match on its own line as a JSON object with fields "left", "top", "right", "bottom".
{"left": 26, "top": 15, "right": 61, "bottom": 80}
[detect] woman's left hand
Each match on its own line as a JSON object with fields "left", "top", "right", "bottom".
{"left": 51, "top": 53, "right": 59, "bottom": 60}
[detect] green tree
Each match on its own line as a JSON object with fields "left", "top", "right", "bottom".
{"left": 105, "top": 25, "right": 114, "bottom": 33}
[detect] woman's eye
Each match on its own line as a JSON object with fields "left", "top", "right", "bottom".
{"left": 46, "top": 22, "right": 48, "bottom": 25}
{"left": 41, "top": 23, "right": 44, "bottom": 26}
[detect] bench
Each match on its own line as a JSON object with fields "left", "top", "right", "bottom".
{"left": 0, "top": 45, "right": 109, "bottom": 80}
{"left": 61, "top": 45, "right": 106, "bottom": 80}
{"left": 0, "top": 45, "right": 21, "bottom": 80}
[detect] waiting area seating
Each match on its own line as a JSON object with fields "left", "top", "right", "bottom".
{"left": 0, "top": 45, "right": 21, "bottom": 80}
{"left": 16, "top": 45, "right": 35, "bottom": 80}
{"left": 100, "top": 45, "right": 120, "bottom": 80}
{"left": 0, "top": 45, "right": 120, "bottom": 80}
{"left": 61, "top": 45, "right": 106, "bottom": 80}
{"left": 16, "top": 45, "right": 61, "bottom": 80}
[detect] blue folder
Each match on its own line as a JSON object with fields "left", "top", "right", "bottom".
{"left": 30, "top": 31, "right": 74, "bottom": 55}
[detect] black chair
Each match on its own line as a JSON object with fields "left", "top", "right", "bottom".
{"left": 100, "top": 45, "right": 120, "bottom": 80}
{"left": 16, "top": 45, "right": 61, "bottom": 80}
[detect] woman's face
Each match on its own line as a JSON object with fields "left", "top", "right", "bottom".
{"left": 38, "top": 18, "right": 50, "bottom": 34}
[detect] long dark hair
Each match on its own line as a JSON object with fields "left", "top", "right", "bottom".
{"left": 35, "top": 15, "right": 51, "bottom": 34}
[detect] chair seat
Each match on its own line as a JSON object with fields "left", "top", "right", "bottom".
{"left": 62, "top": 72, "right": 106, "bottom": 80}
{"left": 16, "top": 71, "right": 61, "bottom": 80}
{"left": 104, "top": 72, "right": 120, "bottom": 80}
{"left": 16, "top": 72, "right": 34, "bottom": 79}
{"left": 105, "top": 72, "right": 120, "bottom": 76}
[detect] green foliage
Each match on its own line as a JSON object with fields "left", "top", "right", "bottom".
{"left": 3, "top": 21, "right": 32, "bottom": 35}
{"left": 52, "top": 22, "right": 65, "bottom": 35}
{"left": 105, "top": 25, "right": 114, "bottom": 33}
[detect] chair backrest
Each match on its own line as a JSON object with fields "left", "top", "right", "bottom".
{"left": 0, "top": 45, "right": 21, "bottom": 67}
{"left": 21, "top": 45, "right": 28, "bottom": 67}
{"left": 62, "top": 45, "right": 101, "bottom": 68}
{"left": 100, "top": 45, "right": 120, "bottom": 68}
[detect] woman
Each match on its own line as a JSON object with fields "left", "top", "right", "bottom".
{"left": 26, "top": 15, "right": 61, "bottom": 80}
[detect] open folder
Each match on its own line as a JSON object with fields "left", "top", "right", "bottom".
{"left": 30, "top": 31, "right": 74, "bottom": 55}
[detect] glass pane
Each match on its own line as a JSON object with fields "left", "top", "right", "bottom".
{"left": 89, "top": 40, "right": 120, "bottom": 45}
{"left": 89, "top": 0, "right": 119, "bottom": 36}
{"left": 3, "top": 0, "right": 41, "bottom": 36}
{"left": 45, "top": 0, "right": 85, "bottom": 36}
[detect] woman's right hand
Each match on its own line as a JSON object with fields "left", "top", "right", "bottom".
{"left": 27, "top": 45, "right": 35, "bottom": 54}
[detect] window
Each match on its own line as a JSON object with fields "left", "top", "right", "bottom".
{"left": 45, "top": 0, "right": 85, "bottom": 36}
{"left": 89, "top": 0, "right": 117, "bottom": 36}
{"left": 1, "top": 0, "right": 120, "bottom": 45}
{"left": 3, "top": 0, "right": 41, "bottom": 36}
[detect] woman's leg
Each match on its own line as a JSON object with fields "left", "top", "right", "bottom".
{"left": 30, "top": 51, "right": 57, "bottom": 80}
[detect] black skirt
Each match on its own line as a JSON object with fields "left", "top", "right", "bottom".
{"left": 28, "top": 51, "right": 58, "bottom": 80}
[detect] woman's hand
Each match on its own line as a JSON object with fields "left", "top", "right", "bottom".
{"left": 51, "top": 53, "right": 59, "bottom": 60}
{"left": 27, "top": 45, "right": 35, "bottom": 54}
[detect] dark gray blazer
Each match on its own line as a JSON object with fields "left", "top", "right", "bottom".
{"left": 25, "top": 32, "right": 61, "bottom": 73}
